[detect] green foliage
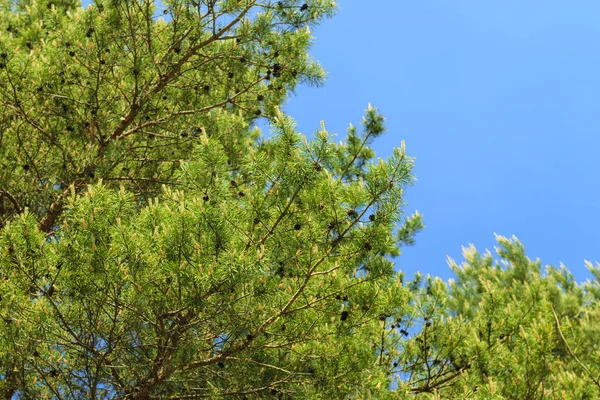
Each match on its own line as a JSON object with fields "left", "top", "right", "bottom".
{"left": 0, "top": 1, "right": 424, "bottom": 396}
{"left": 1, "top": 1, "right": 599, "bottom": 399}
{"left": 0, "top": 0, "right": 334, "bottom": 231}
{"left": 0, "top": 114, "right": 418, "bottom": 397}
{"left": 391, "top": 235, "right": 600, "bottom": 399}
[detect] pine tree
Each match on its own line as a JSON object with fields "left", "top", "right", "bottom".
{"left": 391, "top": 235, "right": 600, "bottom": 399}
{"left": 7, "top": 1, "right": 596, "bottom": 399}
{"left": 0, "top": 1, "right": 423, "bottom": 398}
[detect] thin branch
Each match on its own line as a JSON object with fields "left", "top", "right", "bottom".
{"left": 0, "top": 188, "right": 22, "bottom": 214}
{"left": 552, "top": 306, "right": 600, "bottom": 390}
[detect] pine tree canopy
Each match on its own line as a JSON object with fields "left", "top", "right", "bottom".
{"left": 1, "top": 1, "right": 599, "bottom": 399}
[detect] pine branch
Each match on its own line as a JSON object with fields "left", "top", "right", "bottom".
{"left": 552, "top": 306, "right": 600, "bottom": 390}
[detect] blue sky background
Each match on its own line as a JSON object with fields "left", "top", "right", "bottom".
{"left": 284, "top": 0, "right": 600, "bottom": 282}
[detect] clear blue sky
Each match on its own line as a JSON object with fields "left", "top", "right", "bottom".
{"left": 284, "top": 1, "right": 600, "bottom": 282}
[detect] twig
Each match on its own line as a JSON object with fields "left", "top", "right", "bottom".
{"left": 552, "top": 306, "right": 600, "bottom": 390}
